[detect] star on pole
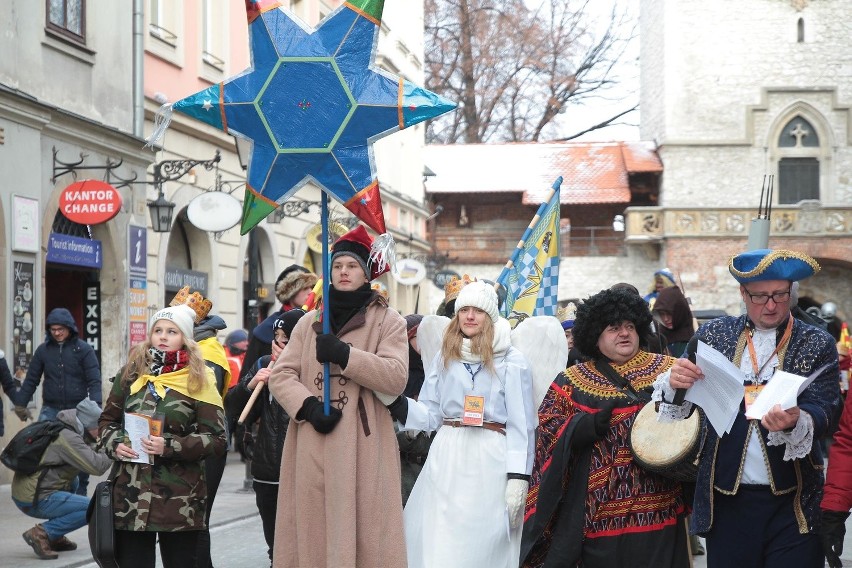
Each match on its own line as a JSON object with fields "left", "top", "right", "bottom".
{"left": 168, "top": 0, "right": 456, "bottom": 234}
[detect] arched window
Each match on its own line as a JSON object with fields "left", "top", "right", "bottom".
{"left": 777, "top": 116, "right": 820, "bottom": 204}
{"left": 797, "top": 18, "right": 805, "bottom": 43}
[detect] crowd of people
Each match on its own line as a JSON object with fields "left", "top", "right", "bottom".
{"left": 2, "top": 241, "right": 852, "bottom": 568}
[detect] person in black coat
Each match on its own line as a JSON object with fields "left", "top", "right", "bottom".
{"left": 227, "top": 309, "right": 304, "bottom": 563}
{"left": 396, "top": 314, "right": 434, "bottom": 506}
{"left": 16, "top": 307, "right": 102, "bottom": 420}
{"left": 0, "top": 350, "right": 21, "bottom": 437}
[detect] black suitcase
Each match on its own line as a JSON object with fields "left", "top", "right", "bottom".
{"left": 87, "top": 480, "right": 119, "bottom": 568}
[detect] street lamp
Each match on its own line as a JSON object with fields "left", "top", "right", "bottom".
{"left": 233, "top": 136, "right": 252, "bottom": 172}
{"left": 146, "top": 150, "right": 222, "bottom": 232}
{"left": 147, "top": 191, "right": 176, "bottom": 233}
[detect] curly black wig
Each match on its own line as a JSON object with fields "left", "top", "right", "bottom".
{"left": 573, "top": 288, "right": 653, "bottom": 360}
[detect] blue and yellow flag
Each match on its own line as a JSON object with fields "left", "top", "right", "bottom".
{"left": 497, "top": 178, "right": 561, "bottom": 327}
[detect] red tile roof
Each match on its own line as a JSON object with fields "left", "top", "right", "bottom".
{"left": 424, "top": 141, "right": 661, "bottom": 205}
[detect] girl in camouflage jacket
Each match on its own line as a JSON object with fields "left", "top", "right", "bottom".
{"left": 98, "top": 305, "right": 226, "bottom": 568}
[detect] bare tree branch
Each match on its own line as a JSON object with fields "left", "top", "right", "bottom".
{"left": 425, "top": 0, "right": 636, "bottom": 143}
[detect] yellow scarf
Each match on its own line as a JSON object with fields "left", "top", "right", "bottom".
{"left": 129, "top": 366, "right": 224, "bottom": 409}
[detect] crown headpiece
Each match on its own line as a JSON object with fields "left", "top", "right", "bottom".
{"left": 444, "top": 274, "right": 476, "bottom": 303}
{"left": 169, "top": 285, "right": 213, "bottom": 324}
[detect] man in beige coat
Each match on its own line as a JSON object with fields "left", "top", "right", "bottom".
{"left": 269, "top": 225, "right": 408, "bottom": 568}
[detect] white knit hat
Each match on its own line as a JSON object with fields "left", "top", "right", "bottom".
{"left": 455, "top": 281, "right": 499, "bottom": 322}
{"left": 151, "top": 305, "right": 196, "bottom": 341}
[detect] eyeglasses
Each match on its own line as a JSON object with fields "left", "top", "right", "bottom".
{"left": 742, "top": 288, "right": 791, "bottom": 305}
{"left": 49, "top": 327, "right": 67, "bottom": 333}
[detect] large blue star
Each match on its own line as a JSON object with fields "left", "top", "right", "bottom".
{"left": 172, "top": 0, "right": 455, "bottom": 234}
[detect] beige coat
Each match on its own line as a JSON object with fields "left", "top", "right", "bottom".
{"left": 269, "top": 295, "right": 408, "bottom": 568}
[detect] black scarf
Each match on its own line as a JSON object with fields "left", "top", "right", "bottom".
{"left": 327, "top": 283, "right": 373, "bottom": 334}
{"left": 148, "top": 347, "right": 190, "bottom": 376}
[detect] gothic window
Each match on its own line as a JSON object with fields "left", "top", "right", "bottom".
{"left": 777, "top": 116, "right": 820, "bottom": 203}
{"left": 47, "top": 0, "right": 85, "bottom": 44}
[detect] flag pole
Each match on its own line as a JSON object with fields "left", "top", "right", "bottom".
{"left": 496, "top": 176, "right": 563, "bottom": 287}
{"left": 321, "top": 192, "right": 331, "bottom": 415}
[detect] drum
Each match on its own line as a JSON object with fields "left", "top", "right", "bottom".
{"left": 629, "top": 401, "right": 701, "bottom": 482}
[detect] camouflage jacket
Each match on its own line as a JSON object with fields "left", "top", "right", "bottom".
{"left": 98, "top": 370, "right": 226, "bottom": 532}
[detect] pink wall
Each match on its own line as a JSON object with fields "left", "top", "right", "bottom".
{"left": 144, "top": 3, "right": 250, "bottom": 102}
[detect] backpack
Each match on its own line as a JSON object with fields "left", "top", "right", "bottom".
{"left": 0, "top": 420, "right": 70, "bottom": 474}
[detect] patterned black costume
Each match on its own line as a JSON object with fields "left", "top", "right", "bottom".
{"left": 521, "top": 352, "right": 689, "bottom": 568}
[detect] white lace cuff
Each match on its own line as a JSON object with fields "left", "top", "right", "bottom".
{"left": 766, "top": 411, "right": 814, "bottom": 461}
{"left": 652, "top": 370, "right": 693, "bottom": 422}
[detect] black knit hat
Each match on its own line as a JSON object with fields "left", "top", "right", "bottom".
{"left": 573, "top": 288, "right": 652, "bottom": 360}
{"left": 273, "top": 309, "right": 306, "bottom": 339}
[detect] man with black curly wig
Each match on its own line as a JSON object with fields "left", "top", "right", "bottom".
{"left": 521, "top": 288, "right": 690, "bottom": 568}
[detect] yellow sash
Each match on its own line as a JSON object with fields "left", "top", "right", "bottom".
{"left": 129, "top": 366, "right": 224, "bottom": 409}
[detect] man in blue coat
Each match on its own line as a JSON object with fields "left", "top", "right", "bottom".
{"left": 15, "top": 307, "right": 102, "bottom": 495}
{"left": 658, "top": 249, "right": 841, "bottom": 567}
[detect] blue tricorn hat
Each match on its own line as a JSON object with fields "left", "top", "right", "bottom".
{"left": 728, "top": 249, "right": 820, "bottom": 284}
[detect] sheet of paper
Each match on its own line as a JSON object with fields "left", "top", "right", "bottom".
{"left": 684, "top": 341, "right": 744, "bottom": 436}
{"left": 125, "top": 412, "right": 152, "bottom": 464}
{"left": 744, "top": 364, "right": 828, "bottom": 420}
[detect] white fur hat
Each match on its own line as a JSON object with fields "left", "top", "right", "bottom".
{"left": 151, "top": 305, "right": 196, "bottom": 341}
{"left": 455, "top": 281, "right": 499, "bottom": 322}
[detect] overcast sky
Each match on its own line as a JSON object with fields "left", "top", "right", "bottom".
{"left": 553, "top": 0, "right": 640, "bottom": 142}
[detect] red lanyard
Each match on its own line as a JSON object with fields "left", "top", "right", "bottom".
{"left": 745, "top": 316, "right": 793, "bottom": 379}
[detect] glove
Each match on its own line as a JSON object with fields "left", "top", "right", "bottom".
{"left": 387, "top": 396, "right": 409, "bottom": 424}
{"left": 297, "top": 396, "right": 342, "bottom": 434}
{"left": 572, "top": 403, "right": 614, "bottom": 448}
{"left": 821, "top": 509, "right": 850, "bottom": 568}
{"left": 316, "top": 334, "right": 350, "bottom": 368}
{"left": 374, "top": 390, "right": 398, "bottom": 405}
{"left": 593, "top": 403, "right": 614, "bottom": 436}
{"left": 14, "top": 405, "right": 31, "bottom": 421}
{"left": 505, "top": 478, "right": 529, "bottom": 529}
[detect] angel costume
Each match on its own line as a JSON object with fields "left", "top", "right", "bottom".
{"left": 402, "top": 318, "right": 536, "bottom": 568}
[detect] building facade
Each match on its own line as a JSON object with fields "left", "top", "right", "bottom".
{"left": 634, "top": 0, "right": 852, "bottom": 324}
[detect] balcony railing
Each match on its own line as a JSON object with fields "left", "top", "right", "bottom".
{"left": 436, "top": 225, "right": 625, "bottom": 262}
{"left": 624, "top": 201, "right": 852, "bottom": 242}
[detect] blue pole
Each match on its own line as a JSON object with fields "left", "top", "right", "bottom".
{"left": 321, "top": 192, "right": 331, "bottom": 415}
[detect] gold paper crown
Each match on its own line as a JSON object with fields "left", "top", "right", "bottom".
{"left": 371, "top": 282, "right": 389, "bottom": 301}
{"left": 169, "top": 285, "right": 213, "bottom": 324}
{"left": 444, "top": 274, "right": 476, "bottom": 302}
{"left": 556, "top": 302, "right": 577, "bottom": 323}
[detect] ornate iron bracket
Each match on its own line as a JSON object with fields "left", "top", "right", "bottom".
{"left": 153, "top": 150, "right": 222, "bottom": 193}
{"left": 51, "top": 146, "right": 139, "bottom": 188}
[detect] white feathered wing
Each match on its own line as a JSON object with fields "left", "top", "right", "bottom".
{"left": 416, "top": 315, "right": 450, "bottom": 378}
{"left": 510, "top": 316, "right": 568, "bottom": 409}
